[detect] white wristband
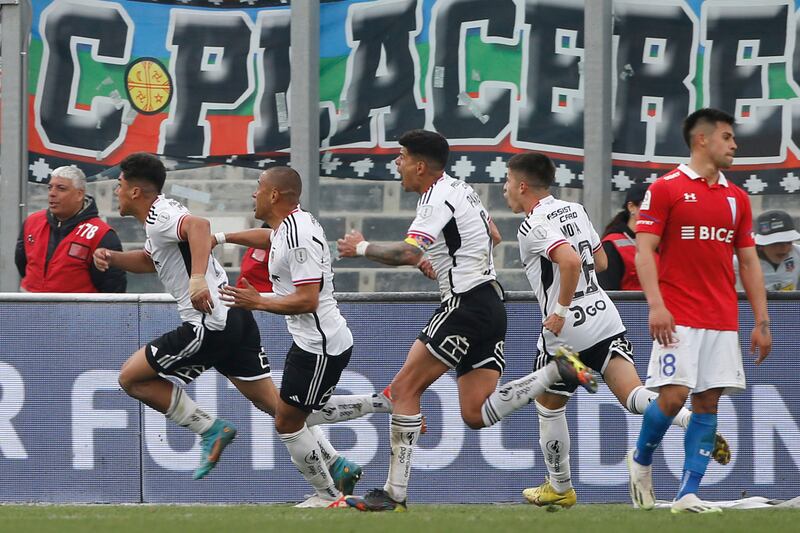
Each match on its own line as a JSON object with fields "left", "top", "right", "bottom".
{"left": 553, "top": 303, "right": 569, "bottom": 318}
{"left": 355, "top": 240, "right": 370, "bottom": 256}
{"left": 214, "top": 232, "right": 226, "bottom": 245}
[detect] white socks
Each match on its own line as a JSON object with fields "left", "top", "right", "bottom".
{"left": 309, "top": 425, "right": 338, "bottom": 467}
{"left": 165, "top": 385, "right": 214, "bottom": 434}
{"left": 625, "top": 385, "right": 693, "bottom": 428}
{"left": 384, "top": 413, "right": 422, "bottom": 503}
{"left": 279, "top": 425, "right": 340, "bottom": 500}
{"left": 306, "top": 393, "right": 393, "bottom": 427}
{"left": 480, "top": 363, "right": 560, "bottom": 427}
{"left": 536, "top": 401, "right": 572, "bottom": 493}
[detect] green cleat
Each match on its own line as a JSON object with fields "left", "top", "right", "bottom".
{"left": 329, "top": 456, "right": 362, "bottom": 496}
{"left": 346, "top": 488, "right": 407, "bottom": 512}
{"left": 193, "top": 419, "right": 237, "bottom": 480}
{"left": 553, "top": 345, "right": 598, "bottom": 393}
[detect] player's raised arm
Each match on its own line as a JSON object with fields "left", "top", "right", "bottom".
{"left": 214, "top": 228, "right": 272, "bottom": 250}
{"left": 337, "top": 229, "right": 423, "bottom": 266}
{"left": 94, "top": 248, "right": 156, "bottom": 273}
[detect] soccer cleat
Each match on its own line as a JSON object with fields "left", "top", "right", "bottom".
{"left": 712, "top": 432, "right": 731, "bottom": 466}
{"left": 345, "top": 488, "right": 407, "bottom": 512}
{"left": 193, "top": 419, "right": 237, "bottom": 480}
{"left": 329, "top": 456, "right": 362, "bottom": 496}
{"left": 382, "top": 385, "right": 427, "bottom": 434}
{"left": 626, "top": 448, "right": 655, "bottom": 510}
{"left": 522, "top": 478, "right": 577, "bottom": 508}
{"left": 671, "top": 493, "right": 723, "bottom": 514}
{"left": 553, "top": 345, "right": 598, "bottom": 393}
{"left": 294, "top": 495, "right": 351, "bottom": 509}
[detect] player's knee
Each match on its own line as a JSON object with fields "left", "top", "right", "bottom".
{"left": 461, "top": 409, "right": 485, "bottom": 430}
{"left": 117, "top": 370, "right": 135, "bottom": 394}
{"left": 658, "top": 392, "right": 687, "bottom": 416}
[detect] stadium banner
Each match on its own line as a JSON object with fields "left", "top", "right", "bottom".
{"left": 25, "top": 0, "right": 800, "bottom": 194}
{"left": 0, "top": 297, "right": 798, "bottom": 504}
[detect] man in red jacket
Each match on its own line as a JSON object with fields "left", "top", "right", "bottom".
{"left": 15, "top": 165, "right": 126, "bottom": 292}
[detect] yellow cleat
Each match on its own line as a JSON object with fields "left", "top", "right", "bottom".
{"left": 522, "top": 478, "right": 577, "bottom": 508}
{"left": 712, "top": 432, "right": 731, "bottom": 466}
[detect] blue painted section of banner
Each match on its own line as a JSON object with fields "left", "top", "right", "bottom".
{"left": 1, "top": 299, "right": 798, "bottom": 503}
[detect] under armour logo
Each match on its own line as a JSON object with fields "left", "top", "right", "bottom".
{"left": 683, "top": 192, "right": 697, "bottom": 202}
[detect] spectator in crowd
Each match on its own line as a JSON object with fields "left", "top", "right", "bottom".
{"left": 735, "top": 210, "right": 800, "bottom": 291}
{"left": 597, "top": 182, "right": 651, "bottom": 290}
{"left": 15, "top": 165, "right": 126, "bottom": 292}
{"left": 236, "top": 222, "right": 272, "bottom": 292}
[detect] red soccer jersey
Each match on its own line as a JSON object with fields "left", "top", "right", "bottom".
{"left": 636, "top": 164, "right": 754, "bottom": 331}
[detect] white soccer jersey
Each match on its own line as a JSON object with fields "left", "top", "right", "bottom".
{"left": 518, "top": 195, "right": 625, "bottom": 353}
{"left": 269, "top": 208, "right": 353, "bottom": 356}
{"left": 735, "top": 243, "right": 800, "bottom": 291}
{"left": 144, "top": 195, "right": 229, "bottom": 330}
{"left": 407, "top": 174, "right": 496, "bottom": 300}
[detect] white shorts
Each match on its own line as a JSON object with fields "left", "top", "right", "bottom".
{"left": 644, "top": 326, "right": 745, "bottom": 395}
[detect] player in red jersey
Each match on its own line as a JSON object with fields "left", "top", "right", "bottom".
{"left": 626, "top": 108, "right": 771, "bottom": 513}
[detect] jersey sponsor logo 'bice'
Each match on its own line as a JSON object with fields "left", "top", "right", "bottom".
{"left": 680, "top": 225, "right": 735, "bottom": 243}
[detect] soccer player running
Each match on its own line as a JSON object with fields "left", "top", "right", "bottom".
{"left": 627, "top": 108, "right": 771, "bottom": 513}
{"left": 502, "top": 152, "right": 731, "bottom": 509}
{"left": 218, "top": 166, "right": 358, "bottom": 508}
{"left": 94, "top": 154, "right": 358, "bottom": 500}
{"left": 337, "top": 129, "right": 597, "bottom": 512}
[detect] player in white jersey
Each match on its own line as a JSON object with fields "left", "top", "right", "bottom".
{"left": 336, "top": 130, "right": 598, "bottom": 512}
{"left": 503, "top": 153, "right": 731, "bottom": 508}
{"left": 219, "top": 167, "right": 359, "bottom": 509}
{"left": 93, "top": 154, "right": 357, "bottom": 494}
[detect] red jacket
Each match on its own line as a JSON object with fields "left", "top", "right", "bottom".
{"left": 20, "top": 209, "right": 115, "bottom": 292}
{"left": 237, "top": 247, "right": 273, "bottom": 292}
{"left": 601, "top": 230, "right": 642, "bottom": 290}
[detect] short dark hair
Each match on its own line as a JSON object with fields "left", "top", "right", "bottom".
{"left": 398, "top": 129, "right": 449, "bottom": 171}
{"left": 507, "top": 152, "right": 555, "bottom": 188}
{"left": 119, "top": 152, "right": 166, "bottom": 193}
{"left": 682, "top": 108, "right": 734, "bottom": 148}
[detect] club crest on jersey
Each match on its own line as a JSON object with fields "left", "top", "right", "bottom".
{"left": 158, "top": 212, "right": 170, "bottom": 222}
{"left": 683, "top": 192, "right": 697, "bottom": 202}
{"left": 786, "top": 257, "right": 795, "bottom": 272}
{"left": 419, "top": 205, "right": 433, "bottom": 219}
{"left": 294, "top": 247, "right": 308, "bottom": 263}
{"left": 532, "top": 225, "right": 548, "bottom": 239}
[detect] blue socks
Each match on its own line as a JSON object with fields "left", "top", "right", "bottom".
{"left": 634, "top": 400, "right": 674, "bottom": 466}
{"left": 676, "top": 412, "right": 717, "bottom": 499}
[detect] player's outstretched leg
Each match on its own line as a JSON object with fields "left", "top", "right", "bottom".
{"left": 306, "top": 389, "right": 393, "bottom": 426}
{"left": 523, "top": 477, "right": 577, "bottom": 508}
{"left": 194, "top": 418, "right": 237, "bottom": 480}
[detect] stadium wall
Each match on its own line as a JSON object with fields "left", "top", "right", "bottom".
{"left": 0, "top": 293, "right": 798, "bottom": 504}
